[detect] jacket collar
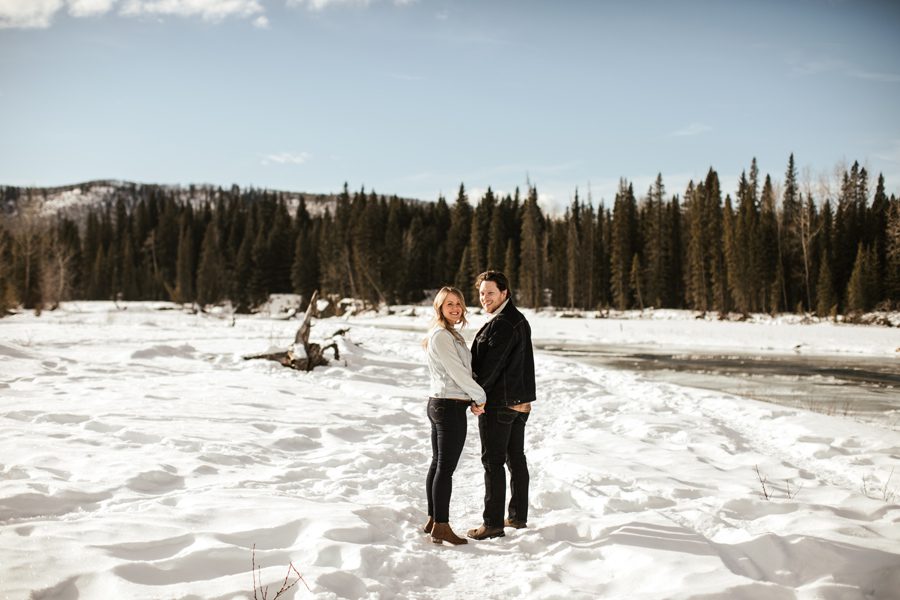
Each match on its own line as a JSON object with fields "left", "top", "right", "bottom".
{"left": 486, "top": 298, "right": 510, "bottom": 321}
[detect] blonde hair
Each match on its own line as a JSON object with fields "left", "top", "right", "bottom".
{"left": 423, "top": 286, "right": 468, "bottom": 348}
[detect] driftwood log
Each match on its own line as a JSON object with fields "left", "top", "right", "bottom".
{"left": 243, "top": 290, "right": 341, "bottom": 371}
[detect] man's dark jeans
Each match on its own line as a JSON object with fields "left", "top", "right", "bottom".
{"left": 426, "top": 397, "right": 469, "bottom": 523}
{"left": 478, "top": 405, "right": 530, "bottom": 528}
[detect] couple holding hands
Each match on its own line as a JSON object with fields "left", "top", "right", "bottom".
{"left": 423, "top": 270, "right": 536, "bottom": 545}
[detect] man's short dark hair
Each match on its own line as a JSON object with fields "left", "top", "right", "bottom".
{"left": 476, "top": 270, "right": 511, "bottom": 295}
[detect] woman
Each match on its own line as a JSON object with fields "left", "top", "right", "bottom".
{"left": 423, "top": 286, "right": 486, "bottom": 545}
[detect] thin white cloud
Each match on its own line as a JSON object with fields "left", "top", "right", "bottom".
{"left": 850, "top": 70, "right": 900, "bottom": 84}
{"left": 68, "top": 0, "right": 117, "bottom": 17}
{"left": 286, "top": 0, "right": 415, "bottom": 10}
{"left": 789, "top": 56, "right": 900, "bottom": 84}
{"left": 286, "top": 0, "right": 371, "bottom": 10}
{"left": 670, "top": 122, "right": 712, "bottom": 137}
{"left": 0, "top": 0, "right": 63, "bottom": 29}
{"left": 119, "top": 0, "right": 263, "bottom": 22}
{"left": 0, "top": 0, "right": 263, "bottom": 27}
{"left": 789, "top": 57, "right": 849, "bottom": 76}
{"left": 262, "top": 152, "right": 311, "bottom": 166}
{"left": 1, "top": 0, "right": 412, "bottom": 28}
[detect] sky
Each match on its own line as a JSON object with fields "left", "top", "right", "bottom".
{"left": 2, "top": 0, "right": 900, "bottom": 213}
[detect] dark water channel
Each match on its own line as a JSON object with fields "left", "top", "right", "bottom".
{"left": 538, "top": 343, "right": 900, "bottom": 431}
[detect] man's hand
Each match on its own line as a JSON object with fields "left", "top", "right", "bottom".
{"left": 470, "top": 402, "right": 485, "bottom": 416}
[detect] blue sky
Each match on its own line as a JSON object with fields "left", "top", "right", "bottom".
{"left": 2, "top": 0, "right": 899, "bottom": 213}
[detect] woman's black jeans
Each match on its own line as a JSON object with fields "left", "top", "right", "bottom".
{"left": 425, "top": 397, "right": 469, "bottom": 523}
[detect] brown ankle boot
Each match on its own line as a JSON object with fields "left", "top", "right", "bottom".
{"left": 431, "top": 522, "right": 468, "bottom": 545}
{"left": 466, "top": 524, "right": 505, "bottom": 540}
{"left": 423, "top": 516, "right": 434, "bottom": 534}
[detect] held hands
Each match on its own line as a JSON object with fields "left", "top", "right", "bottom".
{"left": 470, "top": 401, "right": 485, "bottom": 416}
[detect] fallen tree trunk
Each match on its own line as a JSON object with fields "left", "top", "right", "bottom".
{"left": 243, "top": 290, "right": 341, "bottom": 371}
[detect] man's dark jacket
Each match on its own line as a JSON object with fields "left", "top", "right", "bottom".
{"left": 471, "top": 300, "right": 536, "bottom": 407}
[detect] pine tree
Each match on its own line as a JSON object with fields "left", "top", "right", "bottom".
{"left": 610, "top": 179, "right": 638, "bottom": 310}
{"left": 798, "top": 191, "right": 819, "bottom": 311}
{"left": 196, "top": 221, "right": 227, "bottom": 306}
{"left": 89, "top": 245, "right": 108, "bottom": 301}
{"left": 629, "top": 253, "right": 644, "bottom": 310}
{"left": 120, "top": 235, "right": 139, "bottom": 301}
{"left": 566, "top": 196, "right": 582, "bottom": 308}
{"left": 504, "top": 240, "right": 518, "bottom": 294}
{"left": 446, "top": 184, "right": 472, "bottom": 284}
{"left": 833, "top": 162, "right": 867, "bottom": 299}
{"left": 684, "top": 181, "right": 706, "bottom": 311}
{"left": 267, "top": 200, "right": 295, "bottom": 294}
{"left": 704, "top": 170, "right": 728, "bottom": 313}
{"left": 667, "top": 196, "right": 683, "bottom": 308}
{"left": 518, "top": 186, "right": 544, "bottom": 307}
{"left": 455, "top": 246, "right": 473, "bottom": 293}
{"left": 723, "top": 194, "right": 743, "bottom": 312}
{"left": 487, "top": 202, "right": 507, "bottom": 272}
{"left": 154, "top": 197, "right": 180, "bottom": 297}
{"left": 744, "top": 158, "right": 763, "bottom": 312}
{"left": 402, "top": 214, "right": 430, "bottom": 303}
{"left": 380, "top": 198, "right": 405, "bottom": 303}
{"left": 457, "top": 206, "right": 483, "bottom": 290}
{"left": 732, "top": 169, "right": 758, "bottom": 312}
{"left": 249, "top": 209, "right": 271, "bottom": 306}
{"left": 173, "top": 212, "right": 195, "bottom": 304}
{"left": 472, "top": 188, "right": 495, "bottom": 274}
{"left": 759, "top": 176, "right": 780, "bottom": 312}
{"left": 815, "top": 250, "right": 836, "bottom": 317}
{"left": 642, "top": 174, "right": 666, "bottom": 308}
{"left": 351, "top": 190, "right": 387, "bottom": 304}
{"left": 770, "top": 260, "right": 786, "bottom": 314}
{"left": 545, "top": 217, "right": 565, "bottom": 307}
{"left": 868, "top": 174, "right": 889, "bottom": 296}
{"left": 863, "top": 244, "right": 880, "bottom": 310}
{"left": 781, "top": 153, "right": 803, "bottom": 310}
{"left": 233, "top": 208, "right": 256, "bottom": 312}
{"left": 0, "top": 224, "right": 14, "bottom": 312}
{"left": 581, "top": 198, "right": 597, "bottom": 309}
{"left": 846, "top": 243, "right": 870, "bottom": 313}
{"left": 884, "top": 196, "right": 900, "bottom": 306}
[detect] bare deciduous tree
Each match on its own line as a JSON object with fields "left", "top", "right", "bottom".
{"left": 40, "top": 225, "right": 76, "bottom": 310}
{"left": 9, "top": 191, "right": 45, "bottom": 311}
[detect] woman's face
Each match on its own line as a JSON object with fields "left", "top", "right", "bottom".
{"left": 440, "top": 293, "right": 464, "bottom": 325}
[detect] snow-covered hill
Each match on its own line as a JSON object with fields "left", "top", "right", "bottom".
{"left": 0, "top": 180, "right": 344, "bottom": 221}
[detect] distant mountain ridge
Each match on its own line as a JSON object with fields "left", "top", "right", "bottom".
{"left": 0, "top": 179, "right": 412, "bottom": 220}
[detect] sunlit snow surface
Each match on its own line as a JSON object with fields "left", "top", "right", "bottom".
{"left": 1, "top": 303, "right": 898, "bottom": 599}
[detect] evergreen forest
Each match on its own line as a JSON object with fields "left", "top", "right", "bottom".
{"left": 1, "top": 155, "right": 899, "bottom": 317}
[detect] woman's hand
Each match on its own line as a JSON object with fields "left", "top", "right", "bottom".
{"left": 470, "top": 402, "right": 485, "bottom": 416}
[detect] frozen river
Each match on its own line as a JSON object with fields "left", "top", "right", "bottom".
{"left": 539, "top": 342, "right": 900, "bottom": 430}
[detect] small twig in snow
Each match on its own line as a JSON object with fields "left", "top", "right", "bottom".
{"left": 251, "top": 544, "right": 311, "bottom": 599}
{"left": 784, "top": 479, "right": 802, "bottom": 500}
{"left": 883, "top": 467, "right": 896, "bottom": 503}
{"left": 755, "top": 465, "right": 771, "bottom": 500}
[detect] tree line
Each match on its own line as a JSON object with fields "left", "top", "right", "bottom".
{"left": 1, "top": 155, "right": 898, "bottom": 317}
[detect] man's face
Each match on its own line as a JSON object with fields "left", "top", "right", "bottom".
{"left": 479, "top": 280, "right": 508, "bottom": 314}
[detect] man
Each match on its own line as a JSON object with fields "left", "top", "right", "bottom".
{"left": 467, "top": 270, "right": 536, "bottom": 540}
